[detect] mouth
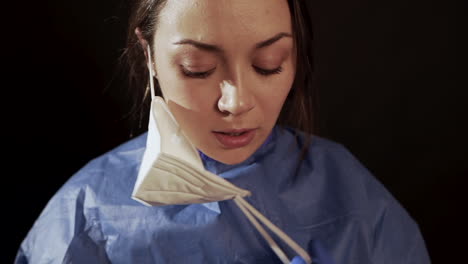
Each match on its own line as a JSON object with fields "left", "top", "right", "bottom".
{"left": 212, "top": 128, "right": 257, "bottom": 148}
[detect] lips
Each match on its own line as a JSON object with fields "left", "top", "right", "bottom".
{"left": 212, "top": 128, "right": 257, "bottom": 148}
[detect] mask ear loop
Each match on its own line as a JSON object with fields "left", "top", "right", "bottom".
{"left": 233, "top": 196, "right": 312, "bottom": 264}
{"left": 147, "top": 44, "right": 156, "bottom": 101}
{"left": 233, "top": 197, "right": 290, "bottom": 264}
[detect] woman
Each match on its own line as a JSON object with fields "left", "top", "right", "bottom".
{"left": 16, "top": 0, "right": 430, "bottom": 263}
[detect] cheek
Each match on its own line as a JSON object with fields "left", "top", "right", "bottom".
{"left": 164, "top": 82, "right": 217, "bottom": 150}
{"left": 156, "top": 62, "right": 219, "bottom": 113}
{"left": 258, "top": 67, "right": 295, "bottom": 118}
{"left": 155, "top": 63, "right": 221, "bottom": 148}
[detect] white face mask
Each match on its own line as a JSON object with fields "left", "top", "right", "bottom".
{"left": 131, "top": 96, "right": 251, "bottom": 205}
{"left": 131, "top": 45, "right": 312, "bottom": 264}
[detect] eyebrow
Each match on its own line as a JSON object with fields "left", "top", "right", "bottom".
{"left": 172, "top": 32, "right": 292, "bottom": 53}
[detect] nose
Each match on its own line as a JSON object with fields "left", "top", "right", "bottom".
{"left": 217, "top": 80, "right": 255, "bottom": 116}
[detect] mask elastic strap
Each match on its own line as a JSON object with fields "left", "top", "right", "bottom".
{"left": 233, "top": 196, "right": 312, "bottom": 264}
{"left": 147, "top": 44, "right": 156, "bottom": 101}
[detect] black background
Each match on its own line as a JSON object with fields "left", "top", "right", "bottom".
{"left": 2, "top": 0, "right": 463, "bottom": 263}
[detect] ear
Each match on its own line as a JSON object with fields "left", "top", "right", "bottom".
{"left": 135, "top": 27, "right": 149, "bottom": 62}
{"left": 135, "top": 27, "right": 157, "bottom": 78}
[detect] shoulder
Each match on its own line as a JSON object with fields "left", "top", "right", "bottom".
{"left": 290, "top": 127, "right": 398, "bottom": 213}
{"left": 277, "top": 127, "right": 376, "bottom": 185}
{"left": 66, "top": 132, "right": 148, "bottom": 191}
{"left": 279, "top": 127, "right": 391, "bottom": 199}
{"left": 17, "top": 133, "right": 149, "bottom": 263}
{"left": 55, "top": 131, "right": 149, "bottom": 207}
{"left": 279, "top": 127, "right": 430, "bottom": 262}
{"left": 273, "top": 126, "right": 394, "bottom": 217}
{"left": 80, "top": 132, "right": 147, "bottom": 175}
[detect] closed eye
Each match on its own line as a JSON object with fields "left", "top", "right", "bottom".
{"left": 180, "top": 65, "right": 283, "bottom": 79}
{"left": 181, "top": 66, "right": 216, "bottom": 79}
{"left": 253, "top": 65, "right": 283, "bottom": 76}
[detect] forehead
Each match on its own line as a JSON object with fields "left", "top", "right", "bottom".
{"left": 157, "top": 0, "right": 292, "bottom": 46}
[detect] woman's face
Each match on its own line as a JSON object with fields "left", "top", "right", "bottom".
{"left": 152, "top": 0, "right": 296, "bottom": 164}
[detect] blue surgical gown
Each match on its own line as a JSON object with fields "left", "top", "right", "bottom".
{"left": 15, "top": 126, "right": 430, "bottom": 263}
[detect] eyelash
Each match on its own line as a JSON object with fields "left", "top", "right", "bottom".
{"left": 252, "top": 65, "right": 283, "bottom": 76}
{"left": 181, "top": 67, "right": 216, "bottom": 79}
{"left": 181, "top": 65, "right": 283, "bottom": 79}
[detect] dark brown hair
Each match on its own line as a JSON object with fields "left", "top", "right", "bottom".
{"left": 121, "top": 0, "right": 316, "bottom": 149}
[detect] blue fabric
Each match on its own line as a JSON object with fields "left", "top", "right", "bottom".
{"left": 15, "top": 126, "right": 430, "bottom": 263}
{"left": 290, "top": 256, "right": 307, "bottom": 264}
